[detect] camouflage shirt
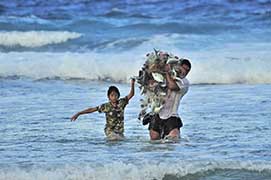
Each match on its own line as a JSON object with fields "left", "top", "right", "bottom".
{"left": 97, "top": 97, "right": 129, "bottom": 135}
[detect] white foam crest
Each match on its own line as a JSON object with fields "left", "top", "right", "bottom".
{"left": 0, "top": 31, "right": 82, "bottom": 47}
{"left": 0, "top": 52, "right": 142, "bottom": 82}
{"left": 0, "top": 160, "right": 270, "bottom": 180}
{"left": 100, "top": 34, "right": 183, "bottom": 51}
{"left": 186, "top": 43, "right": 271, "bottom": 84}
{"left": 0, "top": 15, "right": 51, "bottom": 25}
{"left": 1, "top": 39, "right": 271, "bottom": 84}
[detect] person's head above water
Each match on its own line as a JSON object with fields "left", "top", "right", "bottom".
{"left": 176, "top": 59, "right": 191, "bottom": 78}
{"left": 107, "top": 86, "right": 120, "bottom": 103}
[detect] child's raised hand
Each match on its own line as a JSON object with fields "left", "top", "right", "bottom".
{"left": 131, "top": 78, "right": 135, "bottom": 84}
{"left": 71, "top": 113, "right": 79, "bottom": 121}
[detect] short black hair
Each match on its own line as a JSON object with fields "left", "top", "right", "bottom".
{"left": 107, "top": 86, "right": 120, "bottom": 98}
{"left": 180, "top": 59, "right": 191, "bottom": 71}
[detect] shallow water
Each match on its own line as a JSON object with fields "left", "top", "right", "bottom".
{"left": 1, "top": 79, "right": 271, "bottom": 179}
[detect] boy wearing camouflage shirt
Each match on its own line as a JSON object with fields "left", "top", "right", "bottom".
{"left": 71, "top": 79, "right": 135, "bottom": 140}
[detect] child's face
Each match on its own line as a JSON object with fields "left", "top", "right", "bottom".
{"left": 108, "top": 91, "right": 119, "bottom": 103}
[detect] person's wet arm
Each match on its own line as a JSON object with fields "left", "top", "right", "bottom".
{"left": 165, "top": 71, "right": 180, "bottom": 91}
{"left": 71, "top": 107, "right": 98, "bottom": 121}
{"left": 127, "top": 78, "right": 135, "bottom": 100}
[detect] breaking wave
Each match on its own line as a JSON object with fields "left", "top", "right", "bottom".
{"left": 1, "top": 49, "right": 271, "bottom": 84}
{"left": 0, "top": 160, "right": 271, "bottom": 180}
{"left": 0, "top": 31, "right": 82, "bottom": 47}
{"left": 0, "top": 51, "right": 140, "bottom": 83}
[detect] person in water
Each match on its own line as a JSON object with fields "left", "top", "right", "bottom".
{"left": 71, "top": 79, "right": 135, "bottom": 140}
{"left": 145, "top": 59, "right": 191, "bottom": 141}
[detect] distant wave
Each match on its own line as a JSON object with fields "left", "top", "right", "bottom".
{"left": 119, "top": 22, "right": 241, "bottom": 35}
{"left": 0, "top": 160, "right": 270, "bottom": 180}
{"left": 66, "top": 19, "right": 114, "bottom": 29}
{"left": 0, "top": 0, "right": 270, "bottom": 29}
{"left": 103, "top": 8, "right": 127, "bottom": 17}
{"left": 102, "top": 8, "right": 155, "bottom": 19}
{"left": 94, "top": 37, "right": 149, "bottom": 51}
{"left": 0, "top": 31, "right": 82, "bottom": 47}
{"left": 0, "top": 15, "right": 52, "bottom": 25}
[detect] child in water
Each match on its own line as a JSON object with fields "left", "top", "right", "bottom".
{"left": 71, "top": 79, "right": 135, "bottom": 140}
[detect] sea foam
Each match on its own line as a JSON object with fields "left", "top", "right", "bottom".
{"left": 1, "top": 49, "right": 271, "bottom": 84}
{"left": 0, "top": 31, "right": 82, "bottom": 47}
{"left": 0, "top": 160, "right": 270, "bottom": 180}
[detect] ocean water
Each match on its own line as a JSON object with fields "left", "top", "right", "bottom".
{"left": 1, "top": 0, "right": 271, "bottom": 179}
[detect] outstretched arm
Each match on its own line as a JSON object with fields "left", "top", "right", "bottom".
{"left": 127, "top": 78, "right": 135, "bottom": 100}
{"left": 71, "top": 107, "right": 98, "bottom": 121}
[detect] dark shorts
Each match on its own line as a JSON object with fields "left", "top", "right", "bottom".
{"left": 148, "top": 114, "right": 183, "bottom": 138}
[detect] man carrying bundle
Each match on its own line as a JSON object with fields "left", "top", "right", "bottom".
{"left": 144, "top": 58, "right": 192, "bottom": 141}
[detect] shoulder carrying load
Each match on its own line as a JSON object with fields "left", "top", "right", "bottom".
{"left": 136, "top": 49, "right": 184, "bottom": 120}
